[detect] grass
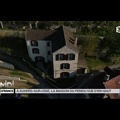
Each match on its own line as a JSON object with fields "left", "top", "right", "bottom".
{"left": 9, "top": 70, "right": 31, "bottom": 78}
{"left": 86, "top": 57, "right": 114, "bottom": 71}
{"left": 0, "top": 67, "right": 38, "bottom": 88}
{"left": 9, "top": 70, "right": 38, "bottom": 86}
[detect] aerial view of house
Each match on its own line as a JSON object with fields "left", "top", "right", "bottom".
{"left": 25, "top": 26, "right": 87, "bottom": 79}
{"left": 0, "top": 21, "right": 120, "bottom": 99}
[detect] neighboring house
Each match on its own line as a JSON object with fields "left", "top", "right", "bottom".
{"left": 25, "top": 26, "right": 86, "bottom": 79}
{"left": 25, "top": 30, "right": 54, "bottom": 63}
{"left": 103, "top": 75, "right": 120, "bottom": 99}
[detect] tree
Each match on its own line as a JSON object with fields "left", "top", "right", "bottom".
{"left": 81, "top": 35, "right": 100, "bottom": 58}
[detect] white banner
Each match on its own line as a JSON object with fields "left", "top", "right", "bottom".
{"left": 15, "top": 89, "right": 120, "bottom": 94}
{"left": 0, "top": 89, "right": 14, "bottom": 94}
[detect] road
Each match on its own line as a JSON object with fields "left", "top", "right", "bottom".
{"left": 0, "top": 52, "right": 58, "bottom": 99}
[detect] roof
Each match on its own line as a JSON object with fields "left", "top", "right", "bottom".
{"left": 103, "top": 75, "right": 120, "bottom": 99}
{"left": 63, "top": 26, "right": 79, "bottom": 53}
{"left": 50, "top": 26, "right": 79, "bottom": 53}
{"left": 25, "top": 26, "right": 79, "bottom": 53}
{"left": 25, "top": 30, "right": 55, "bottom": 40}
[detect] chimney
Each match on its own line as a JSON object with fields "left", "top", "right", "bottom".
{"left": 74, "top": 37, "right": 77, "bottom": 46}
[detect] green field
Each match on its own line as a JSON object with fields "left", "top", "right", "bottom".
{"left": 9, "top": 70, "right": 31, "bottom": 78}
{"left": 86, "top": 57, "right": 113, "bottom": 71}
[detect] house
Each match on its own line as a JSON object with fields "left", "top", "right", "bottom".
{"left": 25, "top": 29, "right": 54, "bottom": 63}
{"left": 103, "top": 75, "right": 120, "bottom": 99}
{"left": 25, "top": 26, "right": 86, "bottom": 79}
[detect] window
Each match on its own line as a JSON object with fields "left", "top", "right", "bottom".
{"left": 56, "top": 54, "right": 64, "bottom": 60}
{"left": 31, "top": 40, "right": 38, "bottom": 46}
{"left": 60, "top": 63, "right": 70, "bottom": 69}
{"left": 68, "top": 53, "right": 75, "bottom": 60}
{"left": 48, "top": 51, "right": 51, "bottom": 55}
{"left": 47, "top": 42, "right": 50, "bottom": 47}
{"left": 60, "top": 72, "right": 69, "bottom": 78}
{"left": 32, "top": 48, "right": 39, "bottom": 54}
{"left": 56, "top": 54, "right": 75, "bottom": 61}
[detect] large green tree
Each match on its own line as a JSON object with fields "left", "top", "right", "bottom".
{"left": 79, "top": 35, "right": 100, "bottom": 57}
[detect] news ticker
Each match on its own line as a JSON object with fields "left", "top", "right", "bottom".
{"left": 0, "top": 89, "right": 120, "bottom": 94}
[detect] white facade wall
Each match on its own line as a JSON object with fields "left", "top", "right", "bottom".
{"left": 53, "top": 46, "right": 78, "bottom": 79}
{"left": 26, "top": 40, "right": 52, "bottom": 62}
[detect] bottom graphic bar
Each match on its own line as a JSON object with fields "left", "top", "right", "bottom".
{"left": 15, "top": 89, "right": 120, "bottom": 94}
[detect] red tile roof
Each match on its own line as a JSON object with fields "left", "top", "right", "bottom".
{"left": 103, "top": 75, "right": 120, "bottom": 99}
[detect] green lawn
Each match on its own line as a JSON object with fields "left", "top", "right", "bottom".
{"left": 86, "top": 57, "right": 113, "bottom": 71}
{"left": 9, "top": 70, "right": 31, "bottom": 78}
